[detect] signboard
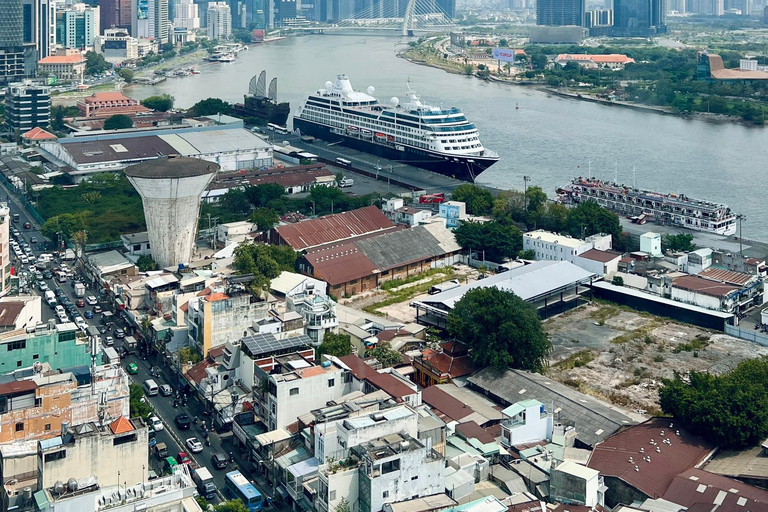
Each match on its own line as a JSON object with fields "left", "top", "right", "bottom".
{"left": 492, "top": 48, "right": 516, "bottom": 63}
{"left": 46, "top": 76, "right": 57, "bottom": 85}
{"left": 137, "top": 0, "right": 149, "bottom": 19}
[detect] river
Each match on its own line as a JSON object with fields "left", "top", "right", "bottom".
{"left": 126, "top": 35, "right": 767, "bottom": 241}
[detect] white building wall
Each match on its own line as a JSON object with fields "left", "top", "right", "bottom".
{"left": 174, "top": 0, "right": 200, "bottom": 28}
{"left": 504, "top": 404, "right": 553, "bottom": 446}
{"left": 670, "top": 287, "right": 723, "bottom": 311}
{"left": 523, "top": 232, "right": 593, "bottom": 264}
{"left": 0, "top": 204, "right": 10, "bottom": 295}
{"left": 126, "top": 173, "right": 215, "bottom": 268}
{"left": 270, "top": 368, "right": 349, "bottom": 430}
{"left": 320, "top": 467, "right": 359, "bottom": 512}
{"left": 366, "top": 450, "right": 445, "bottom": 512}
{"left": 640, "top": 233, "right": 662, "bottom": 257}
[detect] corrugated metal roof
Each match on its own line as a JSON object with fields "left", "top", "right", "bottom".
{"left": 699, "top": 267, "right": 753, "bottom": 286}
{"left": 356, "top": 226, "right": 445, "bottom": 271}
{"left": 468, "top": 368, "right": 634, "bottom": 448}
{"left": 276, "top": 206, "right": 395, "bottom": 250}
{"left": 158, "top": 133, "right": 198, "bottom": 155}
{"left": 176, "top": 128, "right": 271, "bottom": 154}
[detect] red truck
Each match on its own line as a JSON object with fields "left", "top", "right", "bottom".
{"left": 419, "top": 193, "right": 446, "bottom": 204}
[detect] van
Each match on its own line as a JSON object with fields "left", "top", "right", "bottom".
{"left": 144, "top": 379, "right": 159, "bottom": 396}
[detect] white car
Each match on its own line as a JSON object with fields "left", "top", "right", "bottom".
{"left": 149, "top": 416, "right": 163, "bottom": 432}
{"left": 185, "top": 437, "right": 203, "bottom": 454}
{"left": 86, "top": 296, "right": 98, "bottom": 305}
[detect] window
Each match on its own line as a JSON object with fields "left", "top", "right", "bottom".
{"left": 44, "top": 450, "right": 67, "bottom": 462}
{"left": 45, "top": 423, "right": 51, "bottom": 431}
{"left": 330, "top": 491, "right": 336, "bottom": 501}
{"left": 7, "top": 340, "right": 26, "bottom": 351}
{"left": 33, "top": 354, "right": 38, "bottom": 360}
{"left": 328, "top": 379, "right": 335, "bottom": 388}
{"left": 411, "top": 476, "right": 418, "bottom": 480}
{"left": 383, "top": 491, "right": 389, "bottom": 499}
{"left": 289, "top": 387, "right": 299, "bottom": 396}
{"left": 16, "top": 361, "right": 21, "bottom": 367}
{"left": 15, "top": 422, "right": 24, "bottom": 432}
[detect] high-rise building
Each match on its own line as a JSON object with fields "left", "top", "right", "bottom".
{"left": 100, "top": 0, "right": 133, "bottom": 32}
{"left": 207, "top": 2, "right": 232, "bottom": 38}
{"left": 276, "top": 0, "right": 297, "bottom": 24}
{"left": 436, "top": 0, "right": 455, "bottom": 18}
{"left": 174, "top": 0, "right": 200, "bottom": 28}
{"left": 536, "top": 0, "right": 586, "bottom": 25}
{"left": 22, "top": 0, "right": 56, "bottom": 60}
{"left": 133, "top": 0, "right": 169, "bottom": 43}
{"left": 612, "top": 0, "right": 665, "bottom": 34}
{"left": 5, "top": 81, "right": 51, "bottom": 133}
{"left": 0, "top": 0, "right": 37, "bottom": 84}
{"left": 56, "top": 3, "right": 101, "bottom": 49}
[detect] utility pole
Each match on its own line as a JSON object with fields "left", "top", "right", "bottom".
{"left": 736, "top": 214, "right": 746, "bottom": 257}
{"left": 523, "top": 175, "right": 530, "bottom": 210}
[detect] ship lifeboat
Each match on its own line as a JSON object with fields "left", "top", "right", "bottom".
{"left": 348, "top": 126, "right": 358, "bottom": 132}
{"left": 387, "top": 135, "right": 395, "bottom": 141}
{"left": 375, "top": 133, "right": 386, "bottom": 140}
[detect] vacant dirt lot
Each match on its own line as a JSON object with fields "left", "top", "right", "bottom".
{"left": 544, "top": 302, "right": 768, "bottom": 412}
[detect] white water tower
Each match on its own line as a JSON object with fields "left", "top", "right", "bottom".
{"left": 125, "top": 156, "right": 218, "bottom": 268}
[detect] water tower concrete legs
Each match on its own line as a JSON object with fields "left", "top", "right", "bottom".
{"left": 127, "top": 173, "right": 215, "bottom": 268}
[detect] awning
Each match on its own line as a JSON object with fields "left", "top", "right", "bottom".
{"left": 276, "top": 485, "right": 289, "bottom": 499}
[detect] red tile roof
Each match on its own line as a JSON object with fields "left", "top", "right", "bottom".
{"left": 365, "top": 373, "right": 416, "bottom": 400}
{"left": 109, "top": 416, "right": 135, "bottom": 435}
{"left": 587, "top": 417, "right": 715, "bottom": 499}
{"left": 421, "top": 352, "right": 476, "bottom": 379}
{"left": 664, "top": 468, "right": 768, "bottom": 512}
{"left": 0, "top": 301, "right": 26, "bottom": 327}
{"left": 699, "top": 267, "right": 753, "bottom": 286}
{"left": 39, "top": 54, "right": 85, "bottom": 64}
{"left": 22, "top": 126, "right": 57, "bottom": 141}
{"left": 338, "top": 355, "right": 378, "bottom": 380}
{"left": 422, "top": 385, "right": 474, "bottom": 422}
{"left": 579, "top": 249, "right": 623, "bottom": 263}
{"left": 275, "top": 206, "right": 395, "bottom": 250}
{"left": 456, "top": 420, "right": 497, "bottom": 444}
{"left": 206, "top": 292, "right": 229, "bottom": 302}
{"left": 185, "top": 358, "right": 216, "bottom": 385}
{"left": 556, "top": 53, "right": 635, "bottom": 64}
{"left": 672, "top": 275, "right": 739, "bottom": 298}
{"left": 83, "top": 91, "right": 135, "bottom": 103}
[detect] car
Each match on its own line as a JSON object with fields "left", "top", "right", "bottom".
{"left": 174, "top": 413, "right": 191, "bottom": 430}
{"left": 76, "top": 321, "right": 88, "bottom": 332}
{"left": 85, "top": 310, "right": 93, "bottom": 319}
{"left": 104, "top": 336, "right": 114, "bottom": 346}
{"left": 185, "top": 438, "right": 203, "bottom": 454}
{"left": 127, "top": 363, "right": 138, "bottom": 375}
{"left": 176, "top": 451, "right": 192, "bottom": 465}
{"left": 159, "top": 384, "right": 173, "bottom": 396}
{"left": 23, "top": 222, "right": 30, "bottom": 229}
{"left": 212, "top": 452, "right": 229, "bottom": 469}
{"left": 19, "top": 255, "right": 28, "bottom": 264}
{"left": 76, "top": 299, "right": 85, "bottom": 307}
{"left": 86, "top": 296, "right": 97, "bottom": 305}
{"left": 115, "top": 328, "right": 126, "bottom": 339}
{"left": 30, "top": 236, "right": 37, "bottom": 243}
{"left": 94, "top": 305, "right": 103, "bottom": 314}
{"left": 43, "top": 270, "right": 52, "bottom": 279}
{"left": 149, "top": 416, "right": 163, "bottom": 432}
{"left": 98, "top": 324, "right": 107, "bottom": 334}
{"left": 34, "top": 271, "right": 43, "bottom": 280}
{"left": 38, "top": 282, "right": 48, "bottom": 292}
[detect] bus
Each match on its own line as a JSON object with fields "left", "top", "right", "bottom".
{"left": 267, "top": 123, "right": 289, "bottom": 135}
{"left": 225, "top": 471, "right": 263, "bottom": 512}
{"left": 335, "top": 157, "right": 352, "bottom": 167}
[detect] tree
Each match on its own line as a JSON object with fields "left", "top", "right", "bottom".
{"left": 447, "top": 288, "right": 551, "bottom": 371}
{"left": 50, "top": 105, "right": 79, "bottom": 131}
{"left": 220, "top": 188, "right": 252, "bottom": 217}
{"left": 566, "top": 200, "right": 622, "bottom": 241}
{"left": 141, "top": 94, "right": 174, "bottom": 112}
{"left": 104, "top": 114, "right": 133, "bottom": 130}
{"left": 659, "top": 359, "right": 768, "bottom": 449}
{"left": 369, "top": 341, "right": 402, "bottom": 368}
{"left": 250, "top": 207, "right": 279, "bottom": 231}
{"left": 215, "top": 499, "right": 250, "bottom": 512}
{"left": 129, "top": 384, "right": 153, "bottom": 419}
{"left": 612, "top": 275, "right": 624, "bottom": 286}
{"left": 663, "top": 233, "right": 695, "bottom": 252}
{"left": 318, "top": 333, "right": 352, "bottom": 358}
{"left": 137, "top": 255, "right": 159, "bottom": 271}
{"left": 179, "top": 347, "right": 202, "bottom": 364}
{"left": 118, "top": 68, "right": 134, "bottom": 82}
{"left": 335, "top": 497, "right": 351, "bottom": 512}
{"left": 451, "top": 184, "right": 494, "bottom": 215}
{"left": 454, "top": 221, "right": 522, "bottom": 262}
{"left": 525, "top": 186, "right": 548, "bottom": 212}
{"left": 530, "top": 53, "right": 547, "bottom": 70}
{"left": 84, "top": 51, "right": 110, "bottom": 75}
{"left": 518, "top": 249, "right": 536, "bottom": 259}
{"left": 189, "top": 98, "right": 232, "bottom": 116}
{"left": 244, "top": 183, "right": 286, "bottom": 208}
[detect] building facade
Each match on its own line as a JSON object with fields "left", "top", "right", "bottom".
{"left": 536, "top": 0, "right": 586, "bottom": 25}
{"left": 37, "top": 52, "right": 86, "bottom": 81}
{"left": 23, "top": 0, "right": 56, "bottom": 60}
{"left": 187, "top": 291, "right": 270, "bottom": 356}
{"left": 100, "top": 0, "right": 133, "bottom": 32}
{"left": 523, "top": 230, "right": 612, "bottom": 264}
{"left": 93, "top": 28, "right": 139, "bottom": 64}
{"left": 5, "top": 81, "right": 51, "bottom": 133}
{"left": 0, "top": 204, "right": 10, "bottom": 295}
{"left": 1, "top": 0, "right": 37, "bottom": 84}
{"left": 174, "top": 0, "right": 201, "bottom": 28}
{"left": 56, "top": 4, "right": 100, "bottom": 50}
{"left": 0, "top": 323, "right": 90, "bottom": 371}
{"left": 208, "top": 2, "right": 232, "bottom": 39}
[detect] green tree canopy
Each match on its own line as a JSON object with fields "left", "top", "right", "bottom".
{"left": 84, "top": 51, "right": 110, "bottom": 75}
{"left": 137, "top": 255, "right": 158, "bottom": 271}
{"left": 215, "top": 499, "right": 250, "bottom": 512}
{"left": 454, "top": 221, "right": 522, "bottom": 262}
{"left": 244, "top": 183, "right": 286, "bottom": 207}
{"left": 447, "top": 287, "right": 551, "bottom": 371}
{"left": 250, "top": 207, "right": 280, "bottom": 231}
{"left": 318, "top": 333, "right": 352, "bottom": 358}
{"left": 566, "top": 200, "right": 622, "bottom": 240}
{"left": 141, "top": 94, "right": 174, "bottom": 112}
{"left": 659, "top": 359, "right": 768, "bottom": 449}
{"left": 189, "top": 98, "right": 232, "bottom": 116}
{"left": 118, "top": 68, "right": 134, "bottom": 82}
{"left": 369, "top": 341, "right": 402, "bottom": 368}
{"left": 50, "top": 105, "right": 79, "bottom": 132}
{"left": 663, "top": 233, "right": 695, "bottom": 252}
{"left": 451, "top": 184, "right": 494, "bottom": 215}
{"left": 220, "top": 188, "right": 252, "bottom": 217}
{"left": 104, "top": 114, "right": 133, "bottom": 130}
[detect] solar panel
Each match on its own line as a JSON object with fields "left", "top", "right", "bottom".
{"left": 241, "top": 333, "right": 313, "bottom": 358}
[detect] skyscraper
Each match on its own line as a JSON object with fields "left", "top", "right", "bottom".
{"left": 207, "top": 2, "right": 232, "bottom": 38}
{"left": 133, "top": 0, "right": 169, "bottom": 43}
{"left": 101, "top": 0, "right": 133, "bottom": 32}
{"left": 56, "top": 3, "right": 101, "bottom": 49}
{"left": 536, "top": 0, "right": 586, "bottom": 25}
{"left": 5, "top": 81, "right": 51, "bottom": 133}
{"left": 22, "top": 0, "right": 56, "bottom": 59}
{"left": 0, "top": 0, "right": 37, "bottom": 84}
{"left": 612, "top": 0, "right": 665, "bottom": 34}
{"left": 174, "top": 0, "right": 201, "bottom": 28}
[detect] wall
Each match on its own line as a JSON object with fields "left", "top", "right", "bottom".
{"left": 318, "top": 466, "right": 359, "bottom": 512}
{"left": 0, "top": 327, "right": 90, "bottom": 371}
{"left": 362, "top": 448, "right": 445, "bottom": 512}
{"left": 267, "top": 366, "right": 350, "bottom": 430}
{"left": 523, "top": 234, "right": 592, "bottom": 264}
{"left": 503, "top": 405, "right": 553, "bottom": 446}
{"left": 670, "top": 287, "right": 723, "bottom": 311}
{"left": 0, "top": 205, "right": 10, "bottom": 295}
{"left": 0, "top": 381, "right": 74, "bottom": 444}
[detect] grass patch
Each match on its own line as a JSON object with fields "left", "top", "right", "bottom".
{"left": 556, "top": 349, "right": 596, "bottom": 370}
{"left": 610, "top": 322, "right": 659, "bottom": 345}
{"left": 672, "top": 336, "right": 710, "bottom": 353}
{"left": 381, "top": 267, "right": 453, "bottom": 291}
{"left": 589, "top": 303, "right": 621, "bottom": 325}
{"left": 363, "top": 273, "right": 462, "bottom": 315}
{"left": 653, "top": 355, "right": 665, "bottom": 362}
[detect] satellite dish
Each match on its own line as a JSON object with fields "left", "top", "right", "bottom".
{"left": 367, "top": 86, "right": 375, "bottom": 95}
{"left": 325, "top": 81, "right": 333, "bottom": 90}
{"left": 390, "top": 97, "right": 399, "bottom": 106}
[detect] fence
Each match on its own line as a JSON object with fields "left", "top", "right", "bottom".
{"left": 725, "top": 324, "right": 768, "bottom": 347}
{"left": 84, "top": 240, "right": 123, "bottom": 252}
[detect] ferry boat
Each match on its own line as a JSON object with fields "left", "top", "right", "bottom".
{"left": 294, "top": 74, "right": 499, "bottom": 182}
{"left": 556, "top": 177, "right": 737, "bottom": 236}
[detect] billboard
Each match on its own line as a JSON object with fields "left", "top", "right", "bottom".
{"left": 137, "top": 0, "right": 149, "bottom": 19}
{"left": 492, "top": 48, "right": 516, "bottom": 63}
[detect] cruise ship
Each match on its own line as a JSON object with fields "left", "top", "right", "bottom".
{"left": 556, "top": 177, "right": 737, "bottom": 236}
{"left": 294, "top": 75, "right": 499, "bottom": 182}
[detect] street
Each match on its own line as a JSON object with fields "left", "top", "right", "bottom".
{"left": 0, "top": 180, "right": 285, "bottom": 509}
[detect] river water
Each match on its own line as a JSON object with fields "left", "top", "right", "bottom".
{"left": 126, "top": 35, "right": 767, "bottom": 240}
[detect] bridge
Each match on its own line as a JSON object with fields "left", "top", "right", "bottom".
{"left": 284, "top": 0, "right": 455, "bottom": 36}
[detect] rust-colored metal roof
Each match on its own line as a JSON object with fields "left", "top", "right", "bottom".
{"left": 673, "top": 275, "right": 739, "bottom": 298}
{"left": 579, "top": 249, "right": 623, "bottom": 263}
{"left": 587, "top": 417, "right": 714, "bottom": 499}
{"left": 664, "top": 468, "right": 768, "bottom": 512}
{"left": 456, "top": 420, "right": 497, "bottom": 444}
{"left": 109, "top": 416, "right": 135, "bottom": 435}
{"left": 304, "top": 242, "right": 378, "bottom": 286}
{"left": 699, "top": 267, "right": 753, "bottom": 286}
{"left": 275, "top": 206, "right": 395, "bottom": 250}
{"left": 206, "top": 292, "right": 229, "bottom": 302}
{"left": 365, "top": 373, "right": 415, "bottom": 399}
{"left": 338, "top": 355, "right": 378, "bottom": 380}
{"left": 0, "top": 380, "right": 37, "bottom": 396}
{"left": 422, "top": 386, "right": 474, "bottom": 422}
